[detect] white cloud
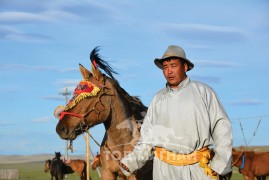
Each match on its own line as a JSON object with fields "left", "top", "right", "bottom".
{"left": 0, "top": 25, "right": 52, "bottom": 42}
{"left": 42, "top": 95, "right": 65, "bottom": 101}
{"left": 0, "top": 12, "right": 52, "bottom": 23}
{"left": 230, "top": 99, "right": 263, "bottom": 106}
{"left": 0, "top": 64, "right": 78, "bottom": 72}
{"left": 194, "top": 60, "right": 240, "bottom": 68}
{"left": 191, "top": 75, "right": 221, "bottom": 84}
{"left": 160, "top": 23, "right": 249, "bottom": 43}
{"left": 0, "top": 87, "right": 17, "bottom": 93}
{"left": 31, "top": 116, "right": 52, "bottom": 123}
{"left": 54, "top": 79, "right": 80, "bottom": 86}
{"left": 6, "top": 32, "right": 52, "bottom": 42}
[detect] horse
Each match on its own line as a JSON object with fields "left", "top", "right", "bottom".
{"left": 44, "top": 159, "right": 74, "bottom": 180}
{"left": 232, "top": 147, "right": 269, "bottom": 180}
{"left": 55, "top": 47, "right": 153, "bottom": 179}
{"left": 65, "top": 158, "right": 87, "bottom": 180}
{"left": 53, "top": 152, "right": 62, "bottom": 161}
{"left": 91, "top": 154, "right": 101, "bottom": 170}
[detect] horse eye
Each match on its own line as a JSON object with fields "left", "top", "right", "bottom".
{"left": 81, "top": 85, "right": 87, "bottom": 90}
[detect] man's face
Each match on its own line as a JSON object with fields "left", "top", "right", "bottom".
{"left": 162, "top": 58, "right": 188, "bottom": 88}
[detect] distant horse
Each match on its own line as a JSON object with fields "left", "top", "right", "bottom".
{"left": 232, "top": 148, "right": 269, "bottom": 180}
{"left": 65, "top": 158, "right": 87, "bottom": 180}
{"left": 44, "top": 159, "right": 74, "bottom": 180}
{"left": 53, "top": 152, "right": 62, "bottom": 161}
{"left": 91, "top": 154, "right": 101, "bottom": 170}
{"left": 55, "top": 47, "right": 153, "bottom": 179}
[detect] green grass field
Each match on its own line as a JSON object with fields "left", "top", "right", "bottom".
{"left": 3, "top": 147, "right": 269, "bottom": 180}
{"left": 0, "top": 161, "right": 246, "bottom": 180}
{"left": 0, "top": 161, "right": 100, "bottom": 180}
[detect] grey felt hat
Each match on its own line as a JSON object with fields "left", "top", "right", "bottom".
{"left": 154, "top": 45, "right": 194, "bottom": 71}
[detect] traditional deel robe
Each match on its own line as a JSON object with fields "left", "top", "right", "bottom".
{"left": 120, "top": 77, "right": 233, "bottom": 180}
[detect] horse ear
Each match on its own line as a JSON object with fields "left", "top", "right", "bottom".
{"left": 79, "top": 64, "right": 92, "bottom": 80}
{"left": 91, "top": 65, "right": 103, "bottom": 82}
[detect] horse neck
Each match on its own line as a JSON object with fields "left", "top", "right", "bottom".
{"left": 104, "top": 93, "right": 134, "bottom": 145}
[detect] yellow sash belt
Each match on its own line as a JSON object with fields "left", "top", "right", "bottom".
{"left": 154, "top": 147, "right": 217, "bottom": 179}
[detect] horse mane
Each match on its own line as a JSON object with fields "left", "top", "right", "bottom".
{"left": 90, "top": 47, "right": 148, "bottom": 121}
{"left": 90, "top": 46, "right": 118, "bottom": 84}
{"left": 116, "top": 86, "right": 148, "bottom": 121}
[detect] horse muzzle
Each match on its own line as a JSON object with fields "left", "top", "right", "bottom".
{"left": 56, "top": 124, "right": 77, "bottom": 140}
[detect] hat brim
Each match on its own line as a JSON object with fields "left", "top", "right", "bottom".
{"left": 154, "top": 56, "right": 194, "bottom": 71}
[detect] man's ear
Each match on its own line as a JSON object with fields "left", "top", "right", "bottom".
{"left": 184, "top": 63, "right": 188, "bottom": 72}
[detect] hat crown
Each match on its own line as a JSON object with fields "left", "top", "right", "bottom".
{"left": 154, "top": 45, "right": 194, "bottom": 71}
{"left": 162, "top": 45, "right": 186, "bottom": 59}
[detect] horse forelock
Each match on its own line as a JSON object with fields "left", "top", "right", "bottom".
{"left": 90, "top": 47, "right": 118, "bottom": 83}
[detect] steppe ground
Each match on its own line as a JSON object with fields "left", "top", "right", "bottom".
{"left": 1, "top": 146, "right": 269, "bottom": 180}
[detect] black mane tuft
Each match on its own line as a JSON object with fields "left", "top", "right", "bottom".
{"left": 90, "top": 47, "right": 118, "bottom": 83}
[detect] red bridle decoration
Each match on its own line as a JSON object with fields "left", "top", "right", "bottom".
{"left": 54, "top": 80, "right": 100, "bottom": 121}
{"left": 92, "top": 59, "right": 98, "bottom": 68}
{"left": 59, "top": 111, "right": 83, "bottom": 121}
{"left": 65, "top": 80, "right": 100, "bottom": 110}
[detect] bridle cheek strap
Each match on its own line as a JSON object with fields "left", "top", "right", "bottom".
{"left": 59, "top": 111, "right": 83, "bottom": 121}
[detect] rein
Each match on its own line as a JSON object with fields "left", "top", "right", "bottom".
{"left": 232, "top": 149, "right": 244, "bottom": 166}
{"left": 84, "top": 128, "right": 121, "bottom": 162}
{"left": 232, "top": 149, "right": 246, "bottom": 172}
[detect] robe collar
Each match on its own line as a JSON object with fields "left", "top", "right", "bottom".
{"left": 165, "top": 76, "right": 190, "bottom": 92}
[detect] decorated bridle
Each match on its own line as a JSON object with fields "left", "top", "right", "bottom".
{"left": 55, "top": 47, "right": 125, "bottom": 161}
{"left": 54, "top": 74, "right": 111, "bottom": 135}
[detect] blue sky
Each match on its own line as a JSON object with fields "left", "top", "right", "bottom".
{"left": 0, "top": 0, "right": 269, "bottom": 156}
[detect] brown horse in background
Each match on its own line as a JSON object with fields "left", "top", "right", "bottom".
{"left": 65, "top": 158, "right": 87, "bottom": 180}
{"left": 232, "top": 148, "right": 269, "bottom": 180}
{"left": 44, "top": 159, "right": 74, "bottom": 180}
{"left": 91, "top": 154, "right": 101, "bottom": 170}
{"left": 55, "top": 47, "right": 153, "bottom": 179}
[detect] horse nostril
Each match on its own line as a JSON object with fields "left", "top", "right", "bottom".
{"left": 60, "top": 126, "right": 65, "bottom": 132}
{"left": 57, "top": 125, "right": 67, "bottom": 134}
{"left": 59, "top": 125, "right": 70, "bottom": 134}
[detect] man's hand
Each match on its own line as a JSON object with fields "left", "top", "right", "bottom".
{"left": 119, "top": 161, "right": 130, "bottom": 172}
{"left": 211, "top": 169, "right": 217, "bottom": 176}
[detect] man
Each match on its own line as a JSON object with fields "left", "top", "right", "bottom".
{"left": 119, "top": 45, "right": 233, "bottom": 179}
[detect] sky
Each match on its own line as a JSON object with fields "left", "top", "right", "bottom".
{"left": 0, "top": 0, "right": 269, "bottom": 156}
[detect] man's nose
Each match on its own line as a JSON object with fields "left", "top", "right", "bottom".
{"left": 168, "top": 66, "right": 173, "bottom": 73}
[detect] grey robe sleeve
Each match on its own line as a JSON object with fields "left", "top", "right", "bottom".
{"left": 205, "top": 88, "right": 233, "bottom": 175}
{"left": 119, "top": 98, "right": 156, "bottom": 176}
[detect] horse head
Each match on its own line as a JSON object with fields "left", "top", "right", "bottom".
{"left": 55, "top": 47, "right": 119, "bottom": 140}
{"left": 91, "top": 154, "right": 101, "bottom": 170}
{"left": 232, "top": 147, "right": 245, "bottom": 168}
